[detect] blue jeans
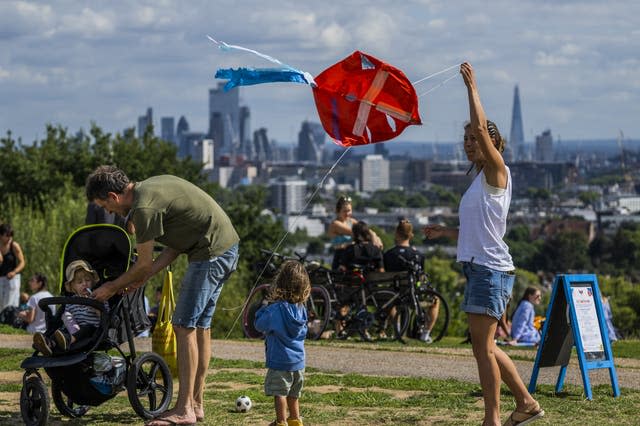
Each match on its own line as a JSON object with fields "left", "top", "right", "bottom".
{"left": 172, "top": 244, "right": 239, "bottom": 328}
{"left": 461, "top": 262, "right": 514, "bottom": 320}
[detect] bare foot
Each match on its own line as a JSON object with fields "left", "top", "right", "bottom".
{"left": 145, "top": 410, "right": 197, "bottom": 426}
{"left": 194, "top": 406, "right": 204, "bottom": 422}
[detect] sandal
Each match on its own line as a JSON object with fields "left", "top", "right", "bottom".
{"left": 503, "top": 401, "right": 545, "bottom": 426}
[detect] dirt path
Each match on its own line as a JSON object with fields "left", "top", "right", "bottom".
{"left": 3, "top": 335, "right": 638, "bottom": 391}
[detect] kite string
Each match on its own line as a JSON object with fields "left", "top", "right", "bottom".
{"left": 223, "top": 147, "right": 352, "bottom": 338}
{"left": 412, "top": 63, "right": 461, "bottom": 85}
{"left": 418, "top": 72, "right": 460, "bottom": 98}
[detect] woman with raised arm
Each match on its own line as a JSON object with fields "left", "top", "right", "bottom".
{"left": 423, "top": 63, "right": 544, "bottom": 426}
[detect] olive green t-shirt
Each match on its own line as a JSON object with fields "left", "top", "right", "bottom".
{"left": 130, "top": 175, "right": 239, "bottom": 262}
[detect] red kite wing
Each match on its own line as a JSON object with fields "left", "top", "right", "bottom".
{"left": 312, "top": 51, "right": 422, "bottom": 147}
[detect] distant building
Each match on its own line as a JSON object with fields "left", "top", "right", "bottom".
{"left": 253, "top": 128, "right": 274, "bottom": 161}
{"left": 178, "top": 131, "right": 209, "bottom": 164}
{"left": 208, "top": 82, "right": 240, "bottom": 159}
{"left": 238, "top": 106, "right": 253, "bottom": 160}
{"left": 509, "top": 85, "right": 525, "bottom": 162}
{"left": 161, "top": 117, "right": 175, "bottom": 145}
{"left": 360, "top": 154, "right": 389, "bottom": 192}
{"left": 269, "top": 177, "right": 307, "bottom": 214}
{"left": 374, "top": 142, "right": 389, "bottom": 158}
{"left": 510, "top": 161, "right": 577, "bottom": 195}
{"left": 137, "top": 107, "right": 153, "bottom": 138}
{"left": 176, "top": 116, "right": 189, "bottom": 149}
{"left": 281, "top": 215, "right": 325, "bottom": 237}
{"left": 297, "top": 121, "right": 325, "bottom": 164}
{"left": 535, "top": 129, "right": 554, "bottom": 162}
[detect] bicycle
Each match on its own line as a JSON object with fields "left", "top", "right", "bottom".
{"left": 313, "top": 254, "right": 449, "bottom": 343}
{"left": 371, "top": 255, "right": 449, "bottom": 343}
{"left": 241, "top": 250, "right": 332, "bottom": 340}
{"left": 306, "top": 264, "right": 408, "bottom": 342}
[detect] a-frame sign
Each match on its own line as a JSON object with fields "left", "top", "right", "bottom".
{"left": 528, "top": 274, "right": 619, "bottom": 400}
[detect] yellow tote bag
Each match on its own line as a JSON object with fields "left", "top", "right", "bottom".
{"left": 152, "top": 270, "right": 178, "bottom": 377}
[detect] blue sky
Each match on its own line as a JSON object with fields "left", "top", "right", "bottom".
{"left": 1, "top": 0, "right": 638, "bottom": 145}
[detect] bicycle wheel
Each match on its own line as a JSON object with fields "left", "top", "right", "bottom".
{"left": 365, "top": 290, "right": 409, "bottom": 341}
{"left": 241, "top": 283, "right": 271, "bottom": 339}
{"left": 305, "top": 286, "right": 331, "bottom": 340}
{"left": 416, "top": 288, "right": 449, "bottom": 342}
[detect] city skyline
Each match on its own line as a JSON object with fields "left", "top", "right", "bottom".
{"left": 1, "top": 1, "right": 638, "bottom": 145}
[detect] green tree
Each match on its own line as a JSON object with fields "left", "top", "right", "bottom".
{"left": 533, "top": 231, "right": 591, "bottom": 274}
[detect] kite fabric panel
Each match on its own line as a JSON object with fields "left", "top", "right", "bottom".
{"left": 311, "top": 51, "right": 422, "bottom": 147}
{"left": 215, "top": 67, "right": 312, "bottom": 91}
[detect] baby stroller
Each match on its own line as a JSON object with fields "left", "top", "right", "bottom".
{"left": 19, "top": 224, "right": 173, "bottom": 425}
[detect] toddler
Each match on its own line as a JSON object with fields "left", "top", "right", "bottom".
{"left": 33, "top": 260, "right": 104, "bottom": 356}
{"left": 255, "top": 260, "right": 310, "bottom": 426}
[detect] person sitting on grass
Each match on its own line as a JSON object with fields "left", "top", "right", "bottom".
{"left": 509, "top": 287, "right": 542, "bottom": 346}
{"left": 32, "top": 260, "right": 106, "bottom": 356}
{"left": 254, "top": 260, "right": 310, "bottom": 426}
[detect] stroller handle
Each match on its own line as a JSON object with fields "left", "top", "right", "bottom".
{"left": 38, "top": 296, "right": 108, "bottom": 314}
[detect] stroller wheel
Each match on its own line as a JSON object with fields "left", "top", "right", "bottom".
{"left": 127, "top": 352, "right": 173, "bottom": 419}
{"left": 20, "top": 376, "right": 50, "bottom": 426}
{"left": 52, "top": 381, "right": 89, "bottom": 418}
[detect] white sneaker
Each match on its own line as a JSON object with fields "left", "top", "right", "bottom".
{"left": 419, "top": 331, "right": 433, "bottom": 344}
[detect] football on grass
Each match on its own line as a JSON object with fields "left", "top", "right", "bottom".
{"left": 235, "top": 395, "right": 252, "bottom": 413}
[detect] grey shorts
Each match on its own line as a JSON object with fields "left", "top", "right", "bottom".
{"left": 264, "top": 368, "right": 304, "bottom": 398}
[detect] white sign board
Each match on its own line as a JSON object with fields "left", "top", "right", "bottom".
{"left": 571, "top": 285, "right": 604, "bottom": 354}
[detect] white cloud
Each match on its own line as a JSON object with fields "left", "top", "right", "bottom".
{"left": 464, "top": 13, "right": 490, "bottom": 26}
{"left": 0, "top": 1, "right": 54, "bottom": 38}
{"left": 428, "top": 19, "right": 446, "bottom": 30}
{"left": 0, "top": 67, "right": 9, "bottom": 79}
{"left": 534, "top": 51, "right": 576, "bottom": 67}
{"left": 57, "top": 7, "right": 115, "bottom": 38}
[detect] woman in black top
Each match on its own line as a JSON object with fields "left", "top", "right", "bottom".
{"left": 339, "top": 221, "right": 384, "bottom": 273}
{"left": 0, "top": 223, "right": 26, "bottom": 311}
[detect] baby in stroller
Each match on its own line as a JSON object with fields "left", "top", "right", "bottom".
{"left": 33, "top": 260, "right": 107, "bottom": 356}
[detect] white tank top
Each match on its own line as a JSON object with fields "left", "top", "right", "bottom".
{"left": 457, "top": 167, "right": 514, "bottom": 271}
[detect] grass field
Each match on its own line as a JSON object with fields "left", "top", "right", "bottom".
{"left": 0, "top": 344, "right": 638, "bottom": 425}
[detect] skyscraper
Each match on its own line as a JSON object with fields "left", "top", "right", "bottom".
{"left": 238, "top": 106, "right": 253, "bottom": 159}
{"left": 208, "top": 82, "right": 240, "bottom": 158}
{"left": 297, "top": 121, "right": 325, "bottom": 163}
{"left": 137, "top": 107, "right": 153, "bottom": 139}
{"left": 161, "top": 117, "right": 175, "bottom": 145}
{"left": 509, "top": 85, "right": 525, "bottom": 161}
{"left": 535, "top": 129, "right": 554, "bottom": 162}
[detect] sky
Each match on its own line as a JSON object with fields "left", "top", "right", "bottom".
{"left": 1, "top": 0, "right": 638, "bottom": 146}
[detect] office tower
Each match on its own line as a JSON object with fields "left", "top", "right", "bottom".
{"left": 269, "top": 177, "right": 307, "bottom": 214}
{"left": 297, "top": 121, "right": 325, "bottom": 163}
{"left": 161, "top": 117, "right": 175, "bottom": 145}
{"left": 238, "top": 106, "right": 253, "bottom": 159}
{"left": 208, "top": 82, "right": 240, "bottom": 158}
{"left": 360, "top": 154, "right": 389, "bottom": 192}
{"left": 374, "top": 141, "right": 389, "bottom": 158}
{"left": 535, "top": 129, "right": 554, "bottom": 162}
{"left": 175, "top": 116, "right": 189, "bottom": 154}
{"left": 509, "top": 85, "right": 525, "bottom": 161}
{"left": 253, "top": 128, "right": 273, "bottom": 161}
{"left": 137, "top": 107, "right": 153, "bottom": 138}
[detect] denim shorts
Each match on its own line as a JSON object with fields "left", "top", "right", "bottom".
{"left": 461, "top": 262, "right": 514, "bottom": 320}
{"left": 264, "top": 368, "right": 304, "bottom": 398}
{"left": 172, "top": 244, "right": 239, "bottom": 329}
